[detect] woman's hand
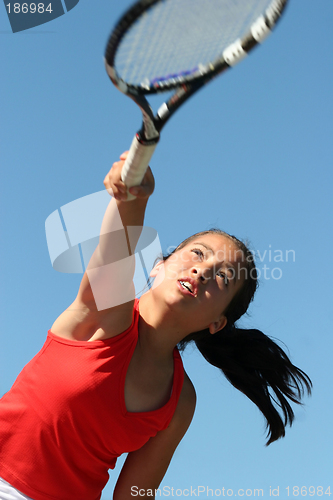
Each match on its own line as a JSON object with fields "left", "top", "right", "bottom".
{"left": 104, "top": 151, "right": 155, "bottom": 202}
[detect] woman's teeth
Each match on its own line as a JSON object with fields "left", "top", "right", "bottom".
{"left": 180, "top": 281, "right": 193, "bottom": 293}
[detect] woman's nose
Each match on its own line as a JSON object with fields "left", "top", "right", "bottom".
{"left": 191, "top": 266, "right": 209, "bottom": 283}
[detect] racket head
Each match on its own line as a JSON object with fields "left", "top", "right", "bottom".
{"left": 105, "top": 0, "right": 289, "bottom": 96}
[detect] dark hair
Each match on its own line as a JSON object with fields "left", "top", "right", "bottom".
{"left": 164, "top": 229, "right": 312, "bottom": 445}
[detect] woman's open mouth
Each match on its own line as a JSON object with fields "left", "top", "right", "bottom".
{"left": 177, "top": 278, "right": 197, "bottom": 297}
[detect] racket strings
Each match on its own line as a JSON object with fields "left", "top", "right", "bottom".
{"left": 115, "top": 0, "right": 274, "bottom": 85}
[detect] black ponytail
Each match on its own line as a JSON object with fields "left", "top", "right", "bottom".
{"left": 166, "top": 229, "right": 312, "bottom": 445}
{"left": 183, "top": 325, "right": 312, "bottom": 445}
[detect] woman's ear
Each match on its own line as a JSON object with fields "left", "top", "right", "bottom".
{"left": 150, "top": 260, "right": 164, "bottom": 278}
{"left": 150, "top": 260, "right": 166, "bottom": 290}
{"left": 208, "top": 316, "right": 227, "bottom": 335}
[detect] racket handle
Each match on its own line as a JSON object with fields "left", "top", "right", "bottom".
{"left": 121, "top": 135, "right": 158, "bottom": 200}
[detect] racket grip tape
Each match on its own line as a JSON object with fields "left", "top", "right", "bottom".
{"left": 121, "top": 135, "right": 158, "bottom": 201}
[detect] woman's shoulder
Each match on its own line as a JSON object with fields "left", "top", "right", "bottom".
{"left": 183, "top": 371, "right": 196, "bottom": 402}
{"left": 176, "top": 371, "right": 196, "bottom": 422}
{"left": 161, "top": 370, "right": 196, "bottom": 442}
{"left": 50, "top": 298, "right": 137, "bottom": 342}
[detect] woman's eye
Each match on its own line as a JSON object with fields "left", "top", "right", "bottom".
{"left": 191, "top": 248, "right": 203, "bottom": 258}
{"left": 217, "top": 271, "right": 229, "bottom": 285}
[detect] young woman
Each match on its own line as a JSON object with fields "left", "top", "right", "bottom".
{"left": 0, "top": 153, "right": 311, "bottom": 500}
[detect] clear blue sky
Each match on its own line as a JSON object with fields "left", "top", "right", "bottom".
{"left": 1, "top": 1, "right": 332, "bottom": 498}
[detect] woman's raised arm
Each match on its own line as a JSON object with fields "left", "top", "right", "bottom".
{"left": 50, "top": 152, "right": 155, "bottom": 340}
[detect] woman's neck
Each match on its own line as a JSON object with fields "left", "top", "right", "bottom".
{"left": 137, "top": 291, "right": 185, "bottom": 360}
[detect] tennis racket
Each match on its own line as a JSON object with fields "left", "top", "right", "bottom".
{"left": 105, "top": 0, "right": 288, "bottom": 199}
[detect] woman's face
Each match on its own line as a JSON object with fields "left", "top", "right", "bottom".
{"left": 150, "top": 233, "right": 246, "bottom": 335}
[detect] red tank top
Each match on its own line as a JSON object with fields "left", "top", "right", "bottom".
{"left": 0, "top": 300, "right": 184, "bottom": 500}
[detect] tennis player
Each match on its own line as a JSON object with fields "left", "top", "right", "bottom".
{"left": 0, "top": 153, "right": 311, "bottom": 500}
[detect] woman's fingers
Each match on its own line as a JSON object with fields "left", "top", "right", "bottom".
{"left": 128, "top": 167, "right": 155, "bottom": 199}
{"left": 104, "top": 153, "right": 154, "bottom": 201}
{"left": 119, "top": 151, "right": 129, "bottom": 161}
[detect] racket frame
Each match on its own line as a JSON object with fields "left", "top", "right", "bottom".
{"left": 105, "top": 0, "right": 289, "bottom": 197}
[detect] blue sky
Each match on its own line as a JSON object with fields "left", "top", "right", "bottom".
{"left": 1, "top": 1, "right": 332, "bottom": 498}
